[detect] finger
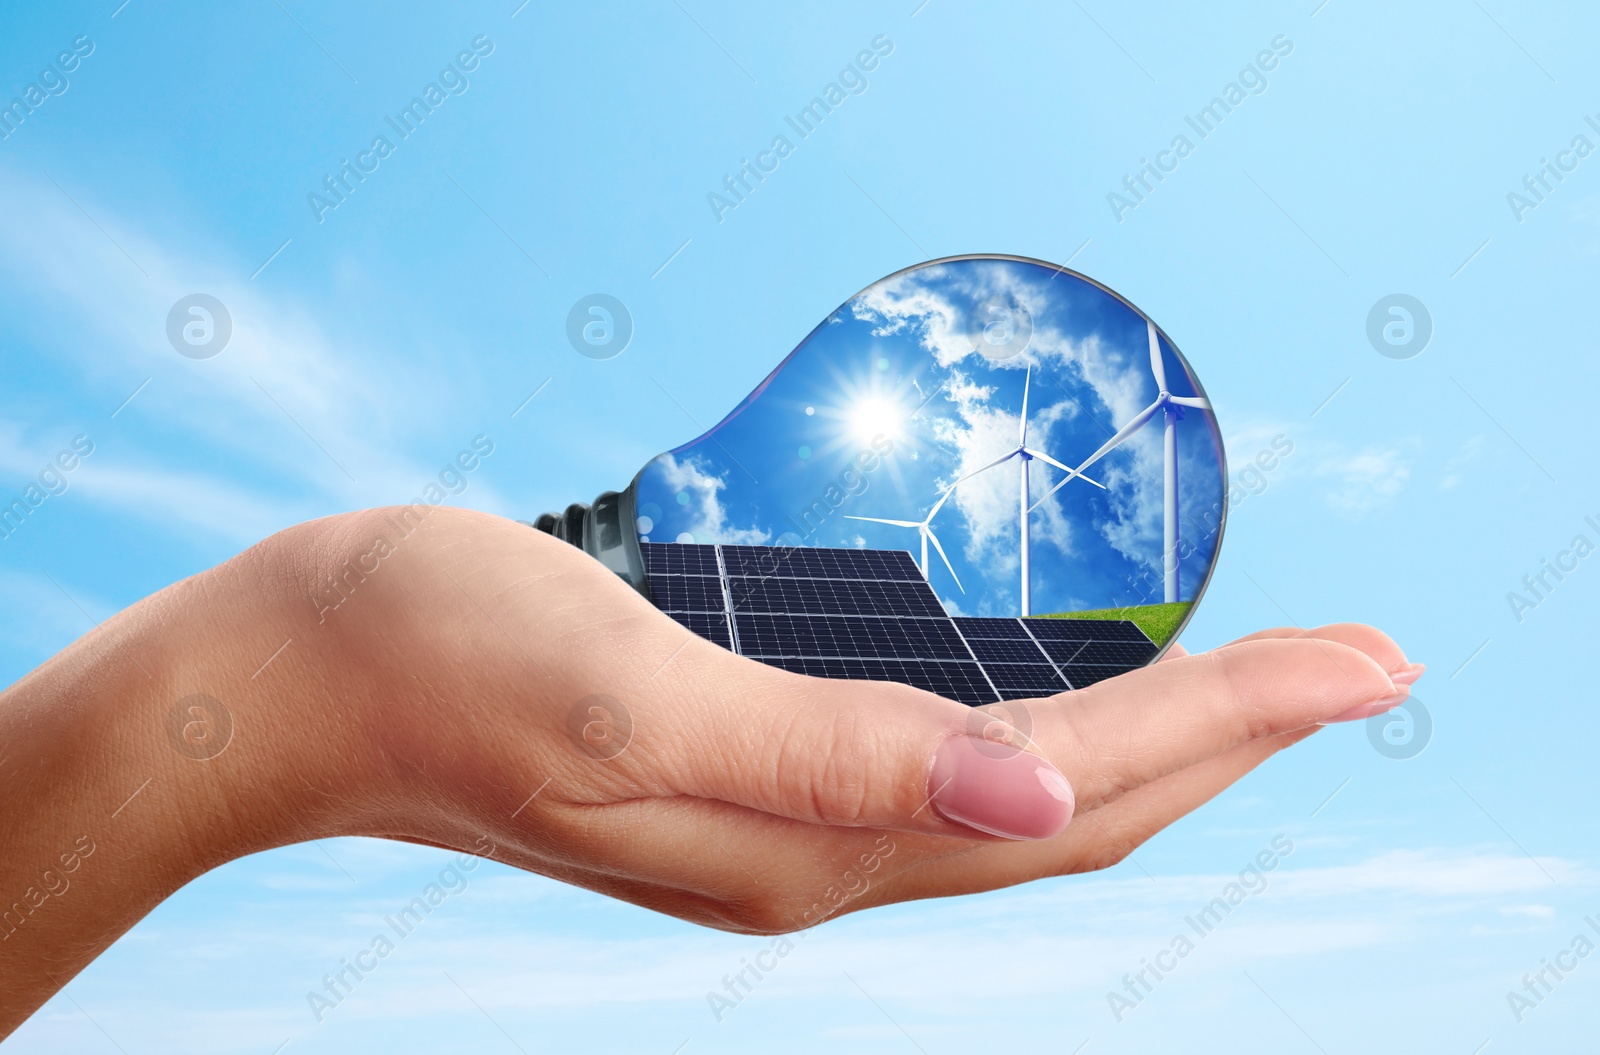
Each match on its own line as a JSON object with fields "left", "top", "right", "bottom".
{"left": 427, "top": 534, "right": 1078, "bottom": 847}
{"left": 1035, "top": 637, "right": 1402, "bottom": 814}
{"left": 1061, "top": 726, "right": 1318, "bottom": 872}
{"left": 633, "top": 647, "right": 1076, "bottom": 842}
{"left": 1213, "top": 623, "right": 1422, "bottom": 684}
{"left": 500, "top": 789, "right": 969, "bottom": 935}
{"left": 591, "top": 635, "right": 1395, "bottom": 915}
{"left": 860, "top": 726, "right": 1318, "bottom": 905}
{"left": 1159, "top": 641, "right": 1189, "bottom": 661}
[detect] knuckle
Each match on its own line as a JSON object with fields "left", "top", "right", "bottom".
{"left": 720, "top": 895, "right": 801, "bottom": 936}
{"left": 1207, "top": 641, "right": 1300, "bottom": 736}
{"left": 1074, "top": 820, "right": 1161, "bottom": 875}
{"left": 772, "top": 698, "right": 881, "bottom": 826}
{"left": 1076, "top": 839, "right": 1134, "bottom": 875}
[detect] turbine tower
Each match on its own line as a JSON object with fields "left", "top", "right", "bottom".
{"left": 844, "top": 484, "right": 965, "bottom": 592}
{"left": 1031, "top": 320, "right": 1210, "bottom": 604}
{"left": 945, "top": 365, "right": 1104, "bottom": 616}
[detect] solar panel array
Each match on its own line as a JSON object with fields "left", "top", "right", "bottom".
{"left": 642, "top": 542, "right": 1158, "bottom": 706}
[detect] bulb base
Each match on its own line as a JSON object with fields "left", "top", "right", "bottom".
{"left": 526, "top": 483, "right": 651, "bottom": 599}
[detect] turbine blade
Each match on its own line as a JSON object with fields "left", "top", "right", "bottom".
{"left": 1168, "top": 395, "right": 1210, "bottom": 409}
{"left": 952, "top": 448, "right": 1020, "bottom": 488}
{"left": 1028, "top": 468, "right": 1108, "bottom": 509}
{"left": 1022, "top": 448, "right": 1111, "bottom": 494}
{"left": 1028, "top": 401, "right": 1160, "bottom": 510}
{"left": 925, "top": 526, "right": 964, "bottom": 593}
{"left": 1148, "top": 319, "right": 1167, "bottom": 392}
{"left": 927, "top": 482, "right": 960, "bottom": 519}
{"left": 842, "top": 516, "right": 920, "bottom": 528}
{"left": 1022, "top": 446, "right": 1072, "bottom": 474}
{"left": 1078, "top": 401, "right": 1160, "bottom": 472}
{"left": 1018, "top": 364, "right": 1031, "bottom": 446}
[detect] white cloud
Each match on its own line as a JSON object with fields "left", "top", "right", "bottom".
{"left": 651, "top": 453, "right": 770, "bottom": 545}
{"left": 852, "top": 266, "right": 1178, "bottom": 584}
{"left": 1501, "top": 904, "right": 1557, "bottom": 919}
{"left": 0, "top": 425, "right": 291, "bottom": 546}
{"left": 1314, "top": 446, "right": 1412, "bottom": 516}
{"left": 850, "top": 266, "right": 975, "bottom": 367}
{"left": 1439, "top": 434, "right": 1487, "bottom": 491}
{"left": 12, "top": 842, "right": 1591, "bottom": 1055}
{"left": 0, "top": 570, "right": 112, "bottom": 658}
{"left": 0, "top": 169, "right": 518, "bottom": 546}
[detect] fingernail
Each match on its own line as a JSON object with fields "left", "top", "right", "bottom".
{"left": 1391, "top": 663, "right": 1426, "bottom": 687}
{"left": 1318, "top": 691, "right": 1411, "bottom": 725}
{"left": 928, "top": 735, "right": 1075, "bottom": 840}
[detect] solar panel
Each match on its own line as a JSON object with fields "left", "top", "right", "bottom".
{"left": 1031, "top": 638, "right": 1159, "bottom": 668}
{"left": 952, "top": 617, "right": 1035, "bottom": 640}
{"left": 982, "top": 663, "right": 1070, "bottom": 697}
{"left": 1025, "top": 618, "right": 1154, "bottom": 644}
{"left": 663, "top": 610, "right": 734, "bottom": 650}
{"left": 649, "top": 574, "right": 726, "bottom": 613}
{"left": 637, "top": 542, "right": 1161, "bottom": 707}
{"left": 734, "top": 613, "right": 969, "bottom": 661}
{"left": 642, "top": 544, "right": 722, "bottom": 577}
{"left": 763, "top": 656, "right": 997, "bottom": 707}
{"left": 962, "top": 635, "right": 1056, "bottom": 665}
{"left": 728, "top": 576, "right": 945, "bottom": 618}
{"left": 720, "top": 545, "right": 923, "bottom": 582}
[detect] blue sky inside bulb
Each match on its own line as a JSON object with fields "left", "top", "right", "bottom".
{"left": 631, "top": 255, "right": 1226, "bottom": 624}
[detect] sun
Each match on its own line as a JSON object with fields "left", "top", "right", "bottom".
{"left": 847, "top": 396, "right": 902, "bottom": 444}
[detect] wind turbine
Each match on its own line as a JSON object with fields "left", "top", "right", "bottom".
{"left": 845, "top": 484, "right": 965, "bottom": 592}
{"left": 944, "top": 364, "right": 1105, "bottom": 616}
{"left": 1030, "top": 319, "right": 1210, "bottom": 604}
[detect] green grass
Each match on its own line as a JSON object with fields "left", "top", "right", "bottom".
{"left": 1034, "top": 601, "right": 1192, "bottom": 647}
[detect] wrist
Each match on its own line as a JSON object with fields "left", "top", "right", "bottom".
{"left": 42, "top": 514, "right": 388, "bottom": 874}
{"left": 66, "top": 528, "right": 352, "bottom": 871}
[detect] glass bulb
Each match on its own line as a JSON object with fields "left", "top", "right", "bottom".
{"left": 537, "top": 254, "right": 1227, "bottom": 658}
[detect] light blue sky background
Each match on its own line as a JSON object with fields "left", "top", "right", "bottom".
{"left": 1, "top": 0, "right": 1597, "bottom": 1052}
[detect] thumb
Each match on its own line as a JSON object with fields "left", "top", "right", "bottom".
{"left": 650, "top": 657, "right": 1075, "bottom": 841}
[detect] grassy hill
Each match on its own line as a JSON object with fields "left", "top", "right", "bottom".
{"left": 1035, "top": 601, "right": 1191, "bottom": 647}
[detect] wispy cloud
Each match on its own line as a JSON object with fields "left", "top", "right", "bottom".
{"left": 1313, "top": 445, "right": 1412, "bottom": 516}
{"left": 849, "top": 263, "right": 1205, "bottom": 592}
{"left": 13, "top": 841, "right": 1590, "bottom": 1054}
{"left": 0, "top": 569, "right": 115, "bottom": 653}
{"left": 0, "top": 168, "right": 517, "bottom": 545}
{"left": 649, "top": 452, "right": 770, "bottom": 544}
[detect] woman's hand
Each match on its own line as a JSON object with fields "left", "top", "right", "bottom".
{"left": 0, "top": 505, "right": 1418, "bottom": 1033}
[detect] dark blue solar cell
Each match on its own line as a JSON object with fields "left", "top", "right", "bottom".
{"left": 952, "top": 616, "right": 1033, "bottom": 640}
{"left": 727, "top": 576, "right": 945, "bottom": 617}
{"left": 719, "top": 545, "right": 922, "bottom": 582}
{"left": 640, "top": 542, "right": 722, "bottom": 577}
{"left": 650, "top": 574, "right": 726, "bottom": 613}
{"left": 1033, "top": 638, "right": 1159, "bottom": 667}
{"left": 1023, "top": 618, "right": 1153, "bottom": 644}
{"left": 961, "top": 635, "right": 1054, "bottom": 665}
{"left": 983, "top": 663, "right": 1070, "bottom": 698}
{"left": 764, "top": 655, "right": 997, "bottom": 707}
{"left": 734, "top": 614, "right": 968, "bottom": 661}
{"left": 664, "top": 610, "right": 733, "bottom": 650}
{"left": 716, "top": 544, "right": 789, "bottom": 579}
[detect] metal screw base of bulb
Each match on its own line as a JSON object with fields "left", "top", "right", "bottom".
{"left": 525, "top": 482, "right": 651, "bottom": 599}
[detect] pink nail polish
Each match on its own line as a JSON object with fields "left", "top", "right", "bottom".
{"left": 1318, "top": 692, "right": 1411, "bottom": 725}
{"left": 928, "top": 735, "right": 1075, "bottom": 840}
{"left": 1391, "top": 663, "right": 1425, "bottom": 687}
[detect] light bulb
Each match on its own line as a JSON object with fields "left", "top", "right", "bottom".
{"left": 533, "top": 254, "right": 1227, "bottom": 682}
